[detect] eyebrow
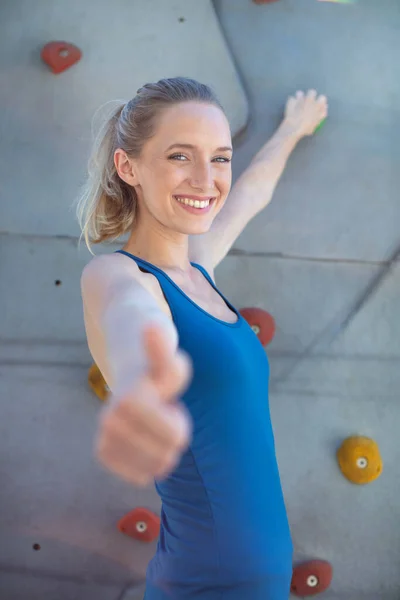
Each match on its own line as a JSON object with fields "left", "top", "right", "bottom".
{"left": 166, "top": 143, "right": 233, "bottom": 153}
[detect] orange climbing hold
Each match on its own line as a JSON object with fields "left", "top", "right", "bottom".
{"left": 41, "top": 41, "right": 82, "bottom": 74}
{"left": 239, "top": 307, "right": 276, "bottom": 346}
{"left": 118, "top": 508, "right": 160, "bottom": 542}
{"left": 291, "top": 560, "right": 333, "bottom": 596}
{"left": 88, "top": 363, "right": 110, "bottom": 402}
{"left": 337, "top": 436, "right": 383, "bottom": 484}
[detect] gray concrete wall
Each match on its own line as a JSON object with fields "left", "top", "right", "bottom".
{"left": 213, "top": 1, "right": 400, "bottom": 597}
{"left": 1, "top": 0, "right": 399, "bottom": 598}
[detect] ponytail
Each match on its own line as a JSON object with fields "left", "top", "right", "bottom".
{"left": 75, "top": 101, "right": 137, "bottom": 254}
{"left": 75, "top": 77, "right": 225, "bottom": 253}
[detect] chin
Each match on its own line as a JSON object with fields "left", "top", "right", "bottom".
{"left": 171, "top": 194, "right": 226, "bottom": 235}
{"left": 181, "top": 221, "right": 214, "bottom": 236}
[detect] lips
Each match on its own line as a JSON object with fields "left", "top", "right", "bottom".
{"left": 173, "top": 195, "right": 215, "bottom": 201}
{"left": 173, "top": 195, "right": 215, "bottom": 214}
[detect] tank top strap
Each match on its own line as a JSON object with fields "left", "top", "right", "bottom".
{"left": 116, "top": 250, "right": 211, "bottom": 285}
{"left": 116, "top": 249, "right": 162, "bottom": 277}
{"left": 115, "top": 249, "right": 241, "bottom": 329}
{"left": 115, "top": 249, "right": 183, "bottom": 323}
{"left": 190, "top": 261, "right": 240, "bottom": 321}
{"left": 190, "top": 262, "right": 214, "bottom": 286}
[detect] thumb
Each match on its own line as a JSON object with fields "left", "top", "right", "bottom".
{"left": 144, "top": 324, "right": 193, "bottom": 402}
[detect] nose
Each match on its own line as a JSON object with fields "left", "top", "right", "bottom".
{"left": 189, "top": 161, "right": 215, "bottom": 191}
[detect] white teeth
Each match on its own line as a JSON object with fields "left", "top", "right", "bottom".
{"left": 175, "top": 197, "right": 211, "bottom": 209}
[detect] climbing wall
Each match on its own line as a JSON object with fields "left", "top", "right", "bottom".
{"left": 1, "top": 0, "right": 399, "bottom": 598}
{"left": 0, "top": 1, "right": 247, "bottom": 598}
{"left": 213, "top": 0, "right": 400, "bottom": 598}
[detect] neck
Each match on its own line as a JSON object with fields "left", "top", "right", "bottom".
{"left": 123, "top": 222, "right": 192, "bottom": 273}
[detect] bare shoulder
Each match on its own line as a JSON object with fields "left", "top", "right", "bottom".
{"left": 81, "top": 252, "right": 139, "bottom": 304}
{"left": 81, "top": 251, "right": 141, "bottom": 288}
{"left": 80, "top": 253, "right": 179, "bottom": 380}
{"left": 80, "top": 251, "right": 173, "bottom": 319}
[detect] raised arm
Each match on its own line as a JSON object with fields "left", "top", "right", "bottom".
{"left": 189, "top": 89, "right": 328, "bottom": 270}
{"left": 80, "top": 254, "right": 192, "bottom": 486}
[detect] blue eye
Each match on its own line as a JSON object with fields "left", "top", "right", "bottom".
{"left": 168, "top": 154, "right": 231, "bottom": 163}
{"left": 169, "top": 153, "right": 187, "bottom": 161}
{"left": 213, "top": 157, "right": 231, "bottom": 163}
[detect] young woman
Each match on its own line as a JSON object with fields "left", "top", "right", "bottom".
{"left": 77, "top": 77, "right": 327, "bottom": 600}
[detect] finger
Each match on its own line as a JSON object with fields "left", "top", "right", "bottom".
{"left": 146, "top": 336, "right": 192, "bottom": 403}
{"left": 285, "top": 96, "right": 296, "bottom": 114}
{"left": 144, "top": 326, "right": 192, "bottom": 397}
{"left": 100, "top": 404, "right": 182, "bottom": 459}
{"left": 317, "top": 94, "right": 328, "bottom": 105}
{"left": 153, "top": 349, "right": 192, "bottom": 402}
{"left": 97, "top": 421, "right": 182, "bottom": 478}
{"left": 95, "top": 428, "right": 155, "bottom": 486}
{"left": 166, "top": 350, "right": 192, "bottom": 398}
{"left": 136, "top": 399, "right": 192, "bottom": 451}
{"left": 111, "top": 379, "right": 191, "bottom": 448}
{"left": 295, "top": 90, "right": 304, "bottom": 99}
{"left": 144, "top": 324, "right": 173, "bottom": 382}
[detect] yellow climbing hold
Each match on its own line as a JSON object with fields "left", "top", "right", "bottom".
{"left": 337, "top": 436, "right": 382, "bottom": 485}
{"left": 88, "top": 363, "right": 110, "bottom": 402}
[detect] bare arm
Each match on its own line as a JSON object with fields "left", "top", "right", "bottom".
{"left": 189, "top": 119, "right": 302, "bottom": 269}
{"left": 81, "top": 253, "right": 179, "bottom": 396}
{"left": 81, "top": 253, "right": 192, "bottom": 486}
{"left": 189, "top": 89, "right": 328, "bottom": 270}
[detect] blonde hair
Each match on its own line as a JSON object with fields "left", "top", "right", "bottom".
{"left": 75, "top": 77, "right": 224, "bottom": 253}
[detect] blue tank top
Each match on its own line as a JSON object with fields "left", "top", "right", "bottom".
{"left": 116, "top": 250, "right": 293, "bottom": 589}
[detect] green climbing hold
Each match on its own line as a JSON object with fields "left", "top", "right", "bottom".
{"left": 314, "top": 118, "right": 327, "bottom": 133}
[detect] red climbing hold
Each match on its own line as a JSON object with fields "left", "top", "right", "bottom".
{"left": 291, "top": 560, "right": 333, "bottom": 596}
{"left": 41, "top": 41, "right": 82, "bottom": 74}
{"left": 239, "top": 307, "right": 276, "bottom": 346}
{"left": 117, "top": 508, "right": 160, "bottom": 542}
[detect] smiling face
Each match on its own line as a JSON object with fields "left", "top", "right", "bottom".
{"left": 125, "top": 101, "right": 233, "bottom": 235}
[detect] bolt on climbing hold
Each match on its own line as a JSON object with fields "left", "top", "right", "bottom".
{"left": 291, "top": 560, "right": 333, "bottom": 596}
{"left": 41, "top": 41, "right": 82, "bottom": 74}
{"left": 118, "top": 508, "right": 160, "bottom": 542}
{"left": 239, "top": 307, "right": 276, "bottom": 346}
{"left": 88, "top": 363, "right": 110, "bottom": 402}
{"left": 337, "top": 436, "right": 383, "bottom": 485}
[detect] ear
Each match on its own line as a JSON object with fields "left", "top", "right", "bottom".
{"left": 114, "top": 148, "right": 138, "bottom": 187}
